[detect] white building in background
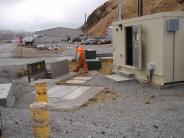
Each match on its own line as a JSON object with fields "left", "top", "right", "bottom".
{"left": 35, "top": 27, "right": 83, "bottom": 43}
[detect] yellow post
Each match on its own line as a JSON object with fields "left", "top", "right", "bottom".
{"left": 30, "top": 102, "right": 50, "bottom": 138}
{"left": 35, "top": 82, "right": 48, "bottom": 102}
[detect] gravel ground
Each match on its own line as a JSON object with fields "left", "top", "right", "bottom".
{"left": 1, "top": 72, "right": 184, "bottom": 138}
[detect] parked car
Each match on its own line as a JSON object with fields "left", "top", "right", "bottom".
{"left": 60, "top": 39, "right": 67, "bottom": 43}
{"left": 72, "top": 37, "right": 81, "bottom": 43}
{"left": 89, "top": 39, "right": 98, "bottom": 45}
{"left": 81, "top": 39, "right": 86, "bottom": 44}
{"left": 24, "top": 36, "right": 34, "bottom": 46}
{"left": 96, "top": 36, "right": 112, "bottom": 44}
{"left": 83, "top": 38, "right": 98, "bottom": 45}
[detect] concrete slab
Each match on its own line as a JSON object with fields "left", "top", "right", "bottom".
{"left": 0, "top": 83, "right": 15, "bottom": 107}
{"left": 106, "top": 74, "right": 133, "bottom": 82}
{"left": 73, "top": 77, "right": 93, "bottom": 81}
{"left": 48, "top": 86, "right": 104, "bottom": 111}
{"left": 31, "top": 72, "right": 77, "bottom": 87}
{"left": 63, "top": 86, "right": 90, "bottom": 100}
{"left": 48, "top": 86, "right": 90, "bottom": 100}
{"left": 65, "top": 80, "right": 87, "bottom": 84}
{"left": 48, "top": 86, "right": 78, "bottom": 98}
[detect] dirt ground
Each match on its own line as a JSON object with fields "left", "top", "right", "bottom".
{"left": 14, "top": 46, "right": 65, "bottom": 58}
{"left": 81, "top": 88, "right": 119, "bottom": 109}
{"left": 0, "top": 48, "right": 184, "bottom": 137}
{"left": 1, "top": 71, "right": 184, "bottom": 138}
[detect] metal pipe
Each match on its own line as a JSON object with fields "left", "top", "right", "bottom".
{"left": 138, "top": 0, "right": 143, "bottom": 17}
{"left": 117, "top": 0, "right": 122, "bottom": 20}
{"left": 0, "top": 108, "right": 2, "bottom": 136}
{"left": 172, "top": 32, "right": 176, "bottom": 82}
{"left": 84, "top": 13, "right": 88, "bottom": 39}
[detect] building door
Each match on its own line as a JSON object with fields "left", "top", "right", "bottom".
{"left": 125, "top": 25, "right": 142, "bottom": 69}
{"left": 125, "top": 27, "right": 133, "bottom": 66}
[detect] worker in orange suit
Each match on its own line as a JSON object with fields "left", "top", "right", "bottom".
{"left": 19, "top": 36, "right": 23, "bottom": 45}
{"left": 73, "top": 44, "right": 88, "bottom": 73}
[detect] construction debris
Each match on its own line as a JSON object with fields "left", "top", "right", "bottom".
{"left": 47, "top": 44, "right": 58, "bottom": 51}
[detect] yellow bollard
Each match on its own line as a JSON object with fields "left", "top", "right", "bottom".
{"left": 30, "top": 102, "right": 50, "bottom": 138}
{"left": 35, "top": 82, "right": 48, "bottom": 102}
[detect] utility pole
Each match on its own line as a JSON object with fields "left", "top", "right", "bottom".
{"left": 138, "top": 0, "right": 143, "bottom": 17}
{"left": 84, "top": 13, "right": 88, "bottom": 39}
{"left": 19, "top": 36, "right": 23, "bottom": 57}
{"left": 117, "top": 0, "right": 122, "bottom": 21}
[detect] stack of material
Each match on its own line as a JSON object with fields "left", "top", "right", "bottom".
{"left": 0, "top": 83, "right": 15, "bottom": 108}
{"left": 85, "top": 49, "right": 101, "bottom": 70}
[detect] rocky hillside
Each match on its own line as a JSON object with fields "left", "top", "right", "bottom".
{"left": 86, "top": 0, "right": 184, "bottom": 36}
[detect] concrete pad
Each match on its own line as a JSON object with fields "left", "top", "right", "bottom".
{"left": 73, "top": 77, "right": 93, "bottom": 81}
{"left": 48, "top": 86, "right": 104, "bottom": 111}
{"left": 63, "top": 86, "right": 90, "bottom": 100}
{"left": 0, "top": 83, "right": 15, "bottom": 107}
{"left": 106, "top": 74, "right": 133, "bottom": 82}
{"left": 65, "top": 80, "right": 87, "bottom": 84}
{"left": 48, "top": 86, "right": 78, "bottom": 98}
{"left": 31, "top": 72, "right": 77, "bottom": 87}
{"left": 48, "top": 86, "right": 90, "bottom": 99}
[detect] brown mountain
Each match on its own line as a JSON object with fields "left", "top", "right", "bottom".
{"left": 85, "top": 0, "right": 184, "bottom": 36}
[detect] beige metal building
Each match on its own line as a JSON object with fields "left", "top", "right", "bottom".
{"left": 112, "top": 12, "right": 184, "bottom": 85}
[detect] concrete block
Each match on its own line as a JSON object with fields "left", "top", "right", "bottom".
{"left": 0, "top": 83, "right": 15, "bottom": 107}
{"left": 46, "top": 60, "right": 69, "bottom": 78}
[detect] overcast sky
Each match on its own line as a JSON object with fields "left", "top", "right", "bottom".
{"left": 0, "top": 0, "right": 107, "bottom": 32}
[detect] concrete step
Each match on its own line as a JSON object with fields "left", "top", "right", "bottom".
{"left": 106, "top": 74, "right": 134, "bottom": 82}
{"left": 117, "top": 70, "right": 135, "bottom": 78}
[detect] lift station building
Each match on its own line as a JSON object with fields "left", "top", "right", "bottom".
{"left": 112, "top": 12, "right": 184, "bottom": 85}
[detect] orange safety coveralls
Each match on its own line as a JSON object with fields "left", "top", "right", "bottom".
{"left": 73, "top": 46, "right": 88, "bottom": 73}
{"left": 19, "top": 36, "right": 23, "bottom": 45}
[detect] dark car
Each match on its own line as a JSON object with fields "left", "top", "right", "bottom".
{"left": 24, "top": 36, "right": 34, "bottom": 46}
{"left": 72, "top": 37, "right": 81, "bottom": 43}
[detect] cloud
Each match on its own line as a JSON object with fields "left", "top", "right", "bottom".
{"left": 0, "top": 0, "right": 107, "bottom": 32}
{"left": 0, "top": 0, "right": 23, "bottom": 6}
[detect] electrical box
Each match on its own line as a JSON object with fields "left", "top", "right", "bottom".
{"left": 85, "top": 49, "right": 96, "bottom": 59}
{"left": 166, "top": 19, "right": 179, "bottom": 32}
{"left": 133, "top": 26, "right": 139, "bottom": 33}
{"left": 147, "top": 63, "right": 156, "bottom": 70}
{"left": 132, "top": 25, "right": 142, "bottom": 69}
